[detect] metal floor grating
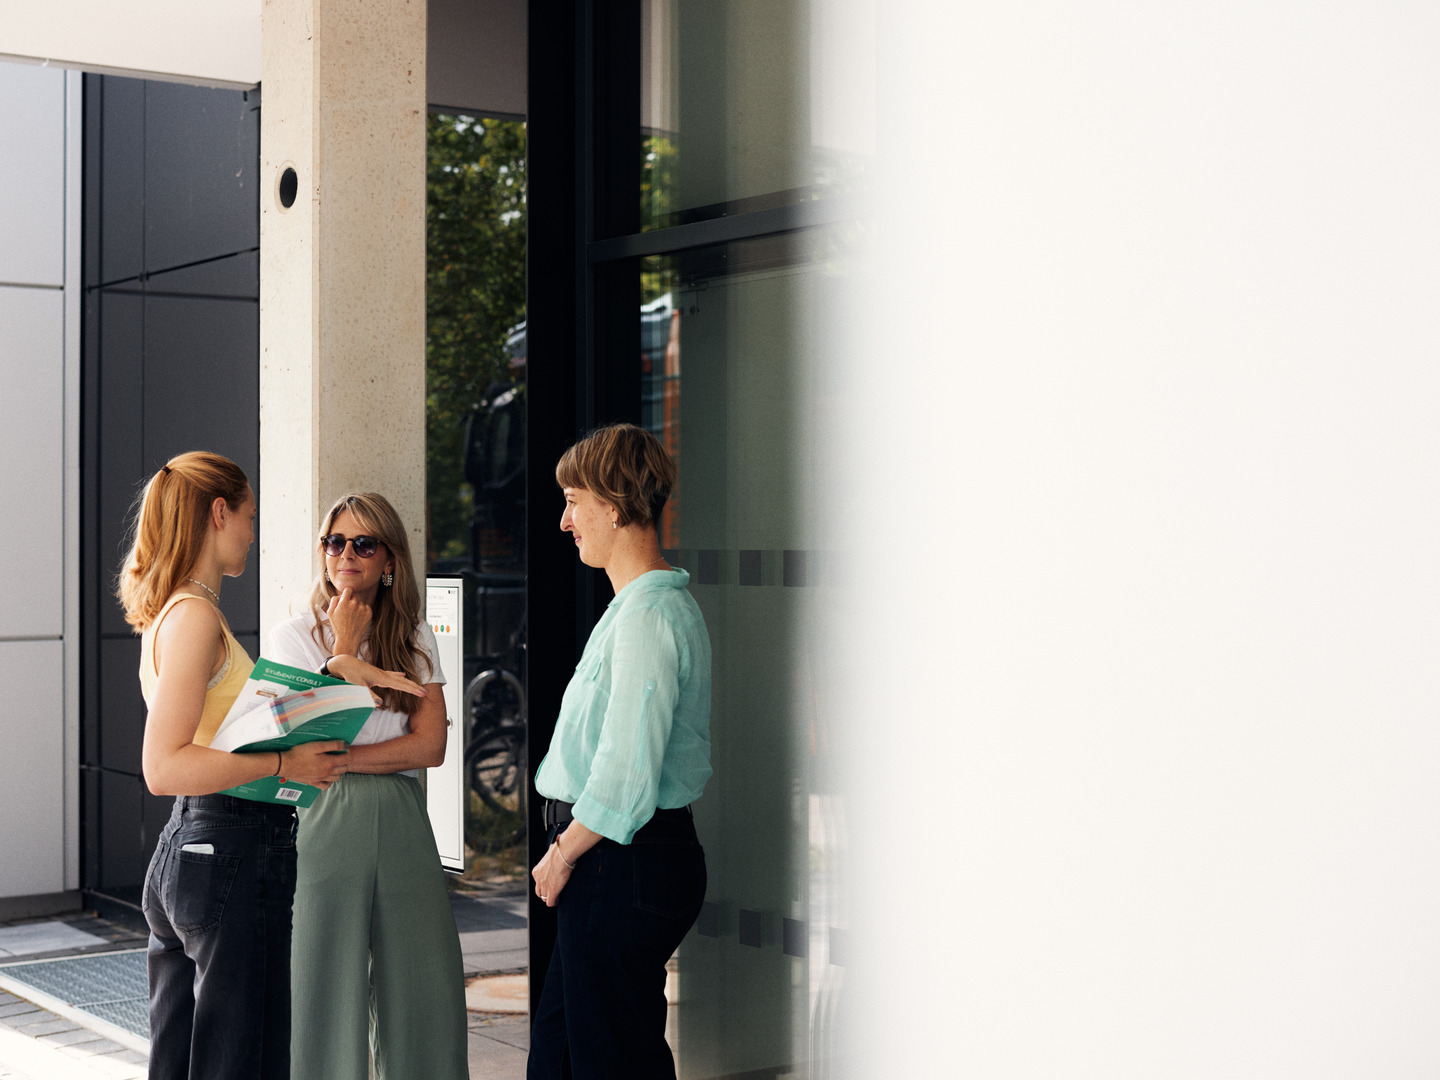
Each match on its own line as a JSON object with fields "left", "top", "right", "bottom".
{"left": 0, "top": 950, "right": 148, "bottom": 1039}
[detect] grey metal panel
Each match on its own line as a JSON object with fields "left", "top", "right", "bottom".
{"left": 99, "top": 770, "right": 143, "bottom": 896}
{"left": 96, "top": 291, "right": 145, "bottom": 641}
{"left": 0, "top": 286, "right": 64, "bottom": 638}
{"left": 100, "top": 77, "right": 145, "bottom": 285}
{"left": 66, "top": 67, "right": 84, "bottom": 892}
{"left": 140, "top": 788, "right": 174, "bottom": 873}
{"left": 145, "top": 249, "right": 259, "bottom": 299}
{"left": 0, "top": 61, "right": 65, "bottom": 287}
{"left": 141, "top": 296, "right": 260, "bottom": 479}
{"left": 98, "top": 637, "right": 144, "bottom": 776}
{"left": 83, "top": 74, "right": 102, "bottom": 289}
{"left": 83, "top": 71, "right": 263, "bottom": 911}
{"left": 0, "top": 641, "right": 66, "bottom": 898}
{"left": 144, "top": 81, "right": 258, "bottom": 274}
{"left": 143, "top": 293, "right": 261, "bottom": 635}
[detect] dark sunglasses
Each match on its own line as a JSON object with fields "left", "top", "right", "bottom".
{"left": 321, "top": 533, "right": 382, "bottom": 558}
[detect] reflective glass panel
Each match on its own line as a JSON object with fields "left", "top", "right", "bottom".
{"left": 641, "top": 226, "right": 856, "bottom": 1077}
{"left": 641, "top": 0, "right": 875, "bottom": 230}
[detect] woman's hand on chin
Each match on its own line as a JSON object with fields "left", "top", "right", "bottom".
{"left": 327, "top": 587, "right": 372, "bottom": 654}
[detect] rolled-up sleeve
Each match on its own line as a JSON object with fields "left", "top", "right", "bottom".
{"left": 572, "top": 606, "right": 681, "bottom": 843}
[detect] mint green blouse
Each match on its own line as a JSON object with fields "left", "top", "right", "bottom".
{"left": 534, "top": 568, "right": 712, "bottom": 843}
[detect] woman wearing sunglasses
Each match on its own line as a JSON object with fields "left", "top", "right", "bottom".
{"left": 267, "top": 492, "right": 468, "bottom": 1080}
{"left": 117, "top": 451, "right": 351, "bottom": 1080}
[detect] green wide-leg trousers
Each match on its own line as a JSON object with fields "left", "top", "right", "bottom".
{"left": 290, "top": 773, "right": 468, "bottom": 1080}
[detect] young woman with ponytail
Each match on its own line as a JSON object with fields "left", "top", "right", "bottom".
{"left": 116, "top": 452, "right": 418, "bottom": 1080}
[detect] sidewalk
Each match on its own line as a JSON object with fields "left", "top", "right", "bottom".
{"left": 0, "top": 884, "right": 532, "bottom": 1079}
{"left": 0, "top": 988, "right": 146, "bottom": 1080}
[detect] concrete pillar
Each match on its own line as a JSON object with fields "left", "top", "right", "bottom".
{"left": 258, "top": 0, "right": 427, "bottom": 634}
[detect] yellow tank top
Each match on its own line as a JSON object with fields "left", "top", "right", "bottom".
{"left": 139, "top": 594, "right": 254, "bottom": 748}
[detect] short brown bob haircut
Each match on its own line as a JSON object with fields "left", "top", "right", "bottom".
{"left": 555, "top": 422, "right": 676, "bottom": 528}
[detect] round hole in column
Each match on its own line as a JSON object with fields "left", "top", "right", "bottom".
{"left": 277, "top": 166, "right": 298, "bottom": 210}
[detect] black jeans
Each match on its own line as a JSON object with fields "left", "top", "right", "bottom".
{"left": 528, "top": 809, "right": 707, "bottom": 1080}
{"left": 143, "top": 794, "right": 298, "bottom": 1080}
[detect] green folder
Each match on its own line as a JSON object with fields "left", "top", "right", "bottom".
{"left": 211, "top": 658, "right": 375, "bottom": 807}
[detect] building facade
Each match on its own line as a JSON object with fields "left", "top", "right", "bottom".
{"left": 8, "top": 2, "right": 1440, "bottom": 1077}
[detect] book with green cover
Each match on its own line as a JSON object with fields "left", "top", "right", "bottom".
{"left": 209, "top": 657, "right": 375, "bottom": 807}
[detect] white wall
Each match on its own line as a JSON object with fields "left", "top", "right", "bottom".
{"left": 0, "top": 61, "right": 82, "bottom": 906}
{"left": 0, "top": 0, "right": 259, "bottom": 87}
{"left": 840, "top": 3, "right": 1440, "bottom": 1075}
{"left": 2, "top": 0, "right": 528, "bottom": 113}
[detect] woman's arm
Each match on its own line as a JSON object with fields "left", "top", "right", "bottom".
{"left": 266, "top": 602, "right": 428, "bottom": 703}
{"left": 142, "top": 601, "right": 349, "bottom": 795}
{"left": 342, "top": 684, "right": 449, "bottom": 773}
{"left": 532, "top": 820, "right": 604, "bottom": 908}
{"left": 325, "top": 653, "right": 429, "bottom": 701}
{"left": 531, "top": 608, "right": 683, "bottom": 907}
{"left": 569, "top": 606, "right": 682, "bottom": 842}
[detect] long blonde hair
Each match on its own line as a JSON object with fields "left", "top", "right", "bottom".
{"left": 116, "top": 452, "right": 250, "bottom": 631}
{"left": 308, "top": 493, "right": 427, "bottom": 714}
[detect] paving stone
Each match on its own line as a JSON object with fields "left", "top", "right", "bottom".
{"left": 0, "top": 1004, "right": 42, "bottom": 1021}
{"left": 0, "top": 923, "right": 108, "bottom": 957}
{"left": 15, "top": 1018, "right": 78, "bottom": 1037}
{"left": 0, "top": 1010, "right": 44, "bottom": 1030}
{"left": 57, "top": 1038, "right": 125, "bottom": 1058}
{"left": 467, "top": 1028, "right": 529, "bottom": 1075}
{"left": 37, "top": 1028, "right": 106, "bottom": 1048}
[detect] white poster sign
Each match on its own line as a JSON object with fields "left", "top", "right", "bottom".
{"left": 425, "top": 578, "right": 465, "bottom": 872}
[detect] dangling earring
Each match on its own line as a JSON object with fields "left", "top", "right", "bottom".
{"left": 612, "top": 521, "right": 618, "bottom": 530}
{"left": 382, "top": 571, "right": 394, "bottom": 587}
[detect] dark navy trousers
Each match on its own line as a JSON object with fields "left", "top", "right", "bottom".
{"left": 528, "top": 810, "right": 707, "bottom": 1080}
{"left": 143, "top": 794, "right": 298, "bottom": 1080}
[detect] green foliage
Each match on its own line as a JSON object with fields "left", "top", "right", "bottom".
{"left": 426, "top": 114, "right": 528, "bottom": 566}
{"left": 462, "top": 791, "right": 527, "bottom": 881}
{"left": 640, "top": 135, "right": 679, "bottom": 303}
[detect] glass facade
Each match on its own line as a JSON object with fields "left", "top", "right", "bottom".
{"left": 526, "top": 4, "right": 874, "bottom": 1074}
{"left": 640, "top": 0, "right": 873, "bottom": 232}
{"left": 640, "top": 231, "right": 856, "bottom": 1077}
{"left": 424, "top": 113, "right": 530, "bottom": 881}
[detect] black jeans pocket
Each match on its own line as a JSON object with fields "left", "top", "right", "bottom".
{"left": 163, "top": 848, "right": 242, "bottom": 935}
{"left": 632, "top": 841, "right": 706, "bottom": 921}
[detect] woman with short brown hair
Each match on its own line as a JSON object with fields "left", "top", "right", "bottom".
{"left": 529, "top": 423, "right": 712, "bottom": 1078}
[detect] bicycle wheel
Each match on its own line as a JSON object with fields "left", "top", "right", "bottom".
{"left": 467, "top": 721, "right": 527, "bottom": 816}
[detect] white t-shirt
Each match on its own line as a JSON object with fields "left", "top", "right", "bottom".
{"left": 268, "top": 611, "right": 446, "bottom": 772}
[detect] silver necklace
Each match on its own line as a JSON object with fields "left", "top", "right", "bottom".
{"left": 186, "top": 578, "right": 221, "bottom": 606}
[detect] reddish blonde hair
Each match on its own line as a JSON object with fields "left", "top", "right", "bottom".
{"left": 116, "top": 452, "right": 250, "bottom": 631}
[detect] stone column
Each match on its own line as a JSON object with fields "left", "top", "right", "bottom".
{"left": 258, "top": 0, "right": 427, "bottom": 634}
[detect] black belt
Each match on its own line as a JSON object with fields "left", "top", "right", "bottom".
{"left": 543, "top": 800, "right": 693, "bottom": 830}
{"left": 544, "top": 799, "right": 575, "bottom": 828}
